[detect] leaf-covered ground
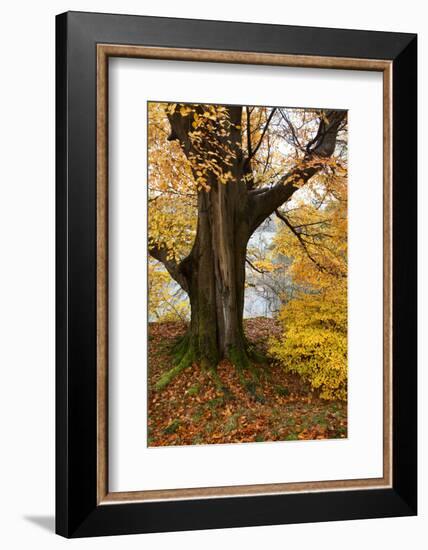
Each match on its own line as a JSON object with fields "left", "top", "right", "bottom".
{"left": 148, "top": 319, "right": 347, "bottom": 447}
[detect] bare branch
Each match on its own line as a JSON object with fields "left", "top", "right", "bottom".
{"left": 275, "top": 210, "right": 346, "bottom": 278}
{"left": 248, "top": 110, "right": 346, "bottom": 234}
{"left": 274, "top": 210, "right": 327, "bottom": 273}
{"left": 248, "top": 108, "right": 277, "bottom": 160}
{"left": 278, "top": 108, "right": 304, "bottom": 152}
{"left": 246, "top": 257, "right": 267, "bottom": 274}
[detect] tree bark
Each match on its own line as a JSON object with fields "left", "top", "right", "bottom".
{"left": 185, "top": 166, "right": 251, "bottom": 368}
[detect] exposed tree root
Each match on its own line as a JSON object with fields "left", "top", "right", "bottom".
{"left": 206, "top": 367, "right": 234, "bottom": 399}
{"left": 155, "top": 333, "right": 267, "bottom": 398}
{"left": 227, "top": 344, "right": 267, "bottom": 402}
{"left": 154, "top": 335, "right": 196, "bottom": 391}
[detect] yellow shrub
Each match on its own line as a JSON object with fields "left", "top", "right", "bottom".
{"left": 269, "top": 283, "right": 347, "bottom": 400}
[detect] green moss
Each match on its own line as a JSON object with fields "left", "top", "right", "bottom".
{"left": 204, "top": 421, "right": 215, "bottom": 435}
{"left": 229, "top": 344, "right": 264, "bottom": 387}
{"left": 187, "top": 384, "right": 200, "bottom": 396}
{"left": 200, "top": 355, "right": 217, "bottom": 372}
{"left": 155, "top": 341, "right": 196, "bottom": 391}
{"left": 171, "top": 333, "right": 192, "bottom": 364}
{"left": 247, "top": 345, "right": 268, "bottom": 365}
{"left": 275, "top": 385, "right": 290, "bottom": 397}
{"left": 206, "top": 396, "right": 225, "bottom": 411}
{"left": 229, "top": 344, "right": 250, "bottom": 371}
{"left": 191, "top": 409, "right": 204, "bottom": 422}
{"left": 163, "top": 419, "right": 180, "bottom": 434}
{"left": 224, "top": 412, "right": 240, "bottom": 433}
{"left": 245, "top": 381, "right": 257, "bottom": 395}
{"left": 196, "top": 295, "right": 220, "bottom": 367}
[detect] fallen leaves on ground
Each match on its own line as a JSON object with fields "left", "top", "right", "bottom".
{"left": 147, "top": 319, "right": 347, "bottom": 447}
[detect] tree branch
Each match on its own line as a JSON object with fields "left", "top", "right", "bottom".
{"left": 148, "top": 244, "right": 189, "bottom": 294}
{"left": 248, "top": 110, "right": 346, "bottom": 234}
{"left": 248, "top": 108, "right": 276, "bottom": 160}
{"left": 278, "top": 108, "right": 304, "bottom": 152}
{"left": 246, "top": 257, "right": 267, "bottom": 274}
{"left": 275, "top": 210, "right": 346, "bottom": 278}
{"left": 274, "top": 210, "right": 327, "bottom": 273}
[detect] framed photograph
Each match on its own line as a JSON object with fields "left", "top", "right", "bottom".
{"left": 56, "top": 11, "right": 417, "bottom": 538}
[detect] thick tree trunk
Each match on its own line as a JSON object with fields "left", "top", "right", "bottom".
{"left": 185, "top": 173, "right": 250, "bottom": 369}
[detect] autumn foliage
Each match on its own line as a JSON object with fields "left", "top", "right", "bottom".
{"left": 269, "top": 283, "right": 347, "bottom": 400}
{"left": 147, "top": 101, "right": 348, "bottom": 445}
{"left": 268, "top": 169, "right": 348, "bottom": 400}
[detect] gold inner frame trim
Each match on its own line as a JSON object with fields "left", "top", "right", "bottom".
{"left": 96, "top": 44, "right": 393, "bottom": 505}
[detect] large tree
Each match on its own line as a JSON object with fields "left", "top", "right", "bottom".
{"left": 148, "top": 103, "right": 347, "bottom": 382}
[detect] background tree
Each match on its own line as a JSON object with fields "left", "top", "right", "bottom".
{"left": 148, "top": 102, "right": 347, "bottom": 386}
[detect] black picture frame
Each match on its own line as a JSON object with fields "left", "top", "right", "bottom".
{"left": 56, "top": 10, "right": 417, "bottom": 538}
